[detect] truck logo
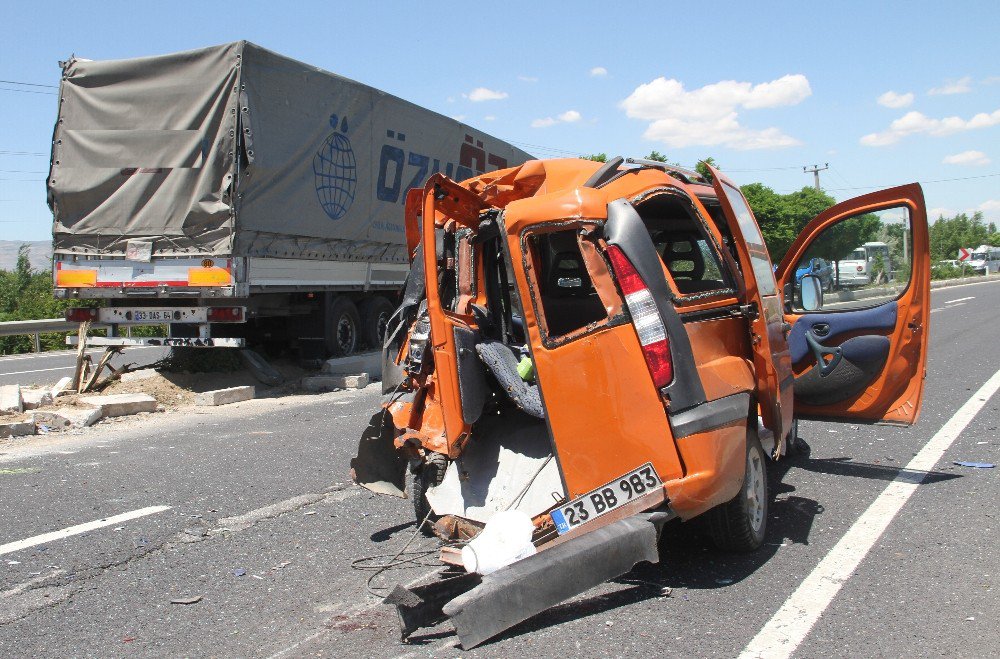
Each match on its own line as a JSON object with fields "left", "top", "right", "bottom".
{"left": 313, "top": 114, "right": 357, "bottom": 220}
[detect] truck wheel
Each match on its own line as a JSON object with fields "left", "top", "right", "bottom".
{"left": 708, "top": 431, "right": 768, "bottom": 552}
{"left": 411, "top": 451, "right": 447, "bottom": 535}
{"left": 358, "top": 296, "right": 395, "bottom": 349}
{"left": 325, "top": 296, "right": 360, "bottom": 357}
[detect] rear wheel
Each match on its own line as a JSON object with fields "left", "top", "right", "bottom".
{"left": 358, "top": 296, "right": 395, "bottom": 349}
{"left": 324, "top": 296, "right": 360, "bottom": 357}
{"left": 708, "top": 431, "right": 768, "bottom": 552}
{"left": 411, "top": 451, "right": 447, "bottom": 535}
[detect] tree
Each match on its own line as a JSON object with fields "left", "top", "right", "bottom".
{"left": 645, "top": 151, "right": 669, "bottom": 163}
{"left": 695, "top": 157, "right": 718, "bottom": 181}
{"left": 582, "top": 153, "right": 607, "bottom": 162}
{"left": 740, "top": 183, "right": 838, "bottom": 263}
{"left": 928, "top": 211, "right": 995, "bottom": 261}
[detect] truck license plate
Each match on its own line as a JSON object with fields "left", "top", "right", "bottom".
{"left": 550, "top": 463, "right": 662, "bottom": 535}
{"left": 132, "top": 309, "right": 174, "bottom": 322}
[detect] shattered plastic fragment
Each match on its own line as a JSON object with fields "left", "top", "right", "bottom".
{"left": 953, "top": 461, "right": 995, "bottom": 469}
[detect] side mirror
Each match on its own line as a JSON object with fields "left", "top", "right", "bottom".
{"left": 800, "top": 274, "right": 823, "bottom": 311}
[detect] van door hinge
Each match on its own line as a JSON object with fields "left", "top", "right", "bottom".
{"left": 731, "top": 302, "right": 760, "bottom": 320}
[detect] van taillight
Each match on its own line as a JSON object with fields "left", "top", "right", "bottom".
{"left": 65, "top": 308, "right": 99, "bottom": 322}
{"left": 207, "top": 307, "right": 244, "bottom": 322}
{"left": 605, "top": 245, "right": 673, "bottom": 388}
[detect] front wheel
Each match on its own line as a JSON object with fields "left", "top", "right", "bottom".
{"left": 411, "top": 451, "right": 447, "bottom": 535}
{"left": 708, "top": 431, "right": 768, "bottom": 552}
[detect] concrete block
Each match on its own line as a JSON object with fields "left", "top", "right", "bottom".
{"left": 0, "top": 385, "right": 22, "bottom": 413}
{"left": 194, "top": 386, "right": 255, "bottom": 407}
{"left": 51, "top": 376, "right": 74, "bottom": 398}
{"left": 239, "top": 349, "right": 285, "bottom": 386}
{"left": 321, "top": 351, "right": 382, "bottom": 380}
{"left": 120, "top": 368, "right": 158, "bottom": 384}
{"left": 77, "top": 393, "right": 158, "bottom": 418}
{"left": 21, "top": 388, "right": 53, "bottom": 410}
{"left": 302, "top": 373, "right": 369, "bottom": 392}
{"left": 32, "top": 407, "right": 102, "bottom": 430}
{"left": 0, "top": 420, "right": 35, "bottom": 439}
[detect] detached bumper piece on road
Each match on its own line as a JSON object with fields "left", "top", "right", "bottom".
{"left": 384, "top": 512, "right": 671, "bottom": 649}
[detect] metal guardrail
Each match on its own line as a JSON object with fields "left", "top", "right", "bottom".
{"left": 0, "top": 318, "right": 82, "bottom": 352}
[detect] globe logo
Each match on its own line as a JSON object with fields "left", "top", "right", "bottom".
{"left": 313, "top": 114, "right": 357, "bottom": 221}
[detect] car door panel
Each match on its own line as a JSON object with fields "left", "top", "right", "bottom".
{"left": 776, "top": 184, "right": 929, "bottom": 425}
{"left": 786, "top": 300, "right": 898, "bottom": 363}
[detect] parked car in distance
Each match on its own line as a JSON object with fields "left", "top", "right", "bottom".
{"left": 795, "top": 257, "right": 834, "bottom": 291}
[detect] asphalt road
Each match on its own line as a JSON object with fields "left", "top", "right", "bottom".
{"left": 0, "top": 280, "right": 998, "bottom": 658}
{"left": 0, "top": 346, "right": 169, "bottom": 387}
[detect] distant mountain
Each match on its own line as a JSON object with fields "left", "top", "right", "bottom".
{"left": 0, "top": 240, "right": 53, "bottom": 272}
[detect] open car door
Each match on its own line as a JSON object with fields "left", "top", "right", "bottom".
{"left": 775, "top": 184, "right": 929, "bottom": 425}
{"left": 708, "top": 166, "right": 794, "bottom": 446}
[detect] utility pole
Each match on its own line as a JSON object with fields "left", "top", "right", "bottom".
{"left": 803, "top": 163, "right": 829, "bottom": 191}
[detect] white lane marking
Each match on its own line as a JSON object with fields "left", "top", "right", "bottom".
{"left": 930, "top": 302, "right": 967, "bottom": 313}
{"left": 740, "top": 367, "right": 1000, "bottom": 659}
{"left": 3, "top": 365, "right": 75, "bottom": 376}
{"left": 944, "top": 296, "right": 974, "bottom": 304}
{"left": 0, "top": 506, "right": 172, "bottom": 556}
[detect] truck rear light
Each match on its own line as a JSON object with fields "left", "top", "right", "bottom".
{"left": 605, "top": 245, "right": 673, "bottom": 387}
{"left": 207, "top": 306, "right": 244, "bottom": 322}
{"left": 857, "top": 265, "right": 863, "bottom": 272}
{"left": 65, "top": 307, "right": 99, "bottom": 323}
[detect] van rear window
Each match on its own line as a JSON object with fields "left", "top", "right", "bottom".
{"left": 524, "top": 229, "right": 619, "bottom": 342}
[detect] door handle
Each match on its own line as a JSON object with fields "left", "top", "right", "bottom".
{"left": 805, "top": 331, "right": 842, "bottom": 376}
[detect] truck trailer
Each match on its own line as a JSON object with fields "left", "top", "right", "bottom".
{"left": 49, "top": 41, "right": 532, "bottom": 355}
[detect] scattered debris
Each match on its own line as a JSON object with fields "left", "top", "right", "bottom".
{"left": 304, "top": 511, "right": 318, "bottom": 516}
{"left": 232, "top": 568, "right": 247, "bottom": 577}
{"left": 51, "top": 377, "right": 73, "bottom": 398}
{"left": 660, "top": 586, "right": 673, "bottom": 597}
{"left": 194, "top": 386, "right": 255, "bottom": 407}
{"left": 170, "top": 595, "right": 203, "bottom": 605}
{"left": 31, "top": 407, "right": 102, "bottom": 430}
{"left": 0, "top": 384, "right": 23, "bottom": 413}
{"left": 0, "top": 420, "right": 35, "bottom": 439}
{"left": 953, "top": 461, "right": 995, "bottom": 469}
{"left": 715, "top": 578, "right": 734, "bottom": 585}
{"left": 21, "top": 388, "right": 53, "bottom": 410}
{"left": 302, "top": 374, "right": 369, "bottom": 392}
{"left": 77, "top": 393, "right": 158, "bottom": 418}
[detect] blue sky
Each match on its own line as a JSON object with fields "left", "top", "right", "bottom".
{"left": 2, "top": 0, "right": 998, "bottom": 242}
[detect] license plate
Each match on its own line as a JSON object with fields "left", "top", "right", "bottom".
{"left": 550, "top": 463, "right": 662, "bottom": 535}
{"left": 132, "top": 309, "right": 174, "bottom": 322}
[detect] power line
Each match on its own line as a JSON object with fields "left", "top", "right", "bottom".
{"left": 0, "top": 86, "right": 57, "bottom": 96}
{"left": 0, "top": 79, "right": 58, "bottom": 89}
{"left": 0, "top": 150, "right": 48, "bottom": 157}
{"left": 0, "top": 169, "right": 47, "bottom": 174}
{"left": 822, "top": 171, "right": 1000, "bottom": 192}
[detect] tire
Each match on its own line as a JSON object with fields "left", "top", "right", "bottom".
{"left": 411, "top": 451, "right": 447, "bottom": 535}
{"left": 708, "top": 431, "right": 768, "bottom": 552}
{"left": 324, "top": 296, "right": 360, "bottom": 357}
{"left": 358, "top": 296, "right": 396, "bottom": 350}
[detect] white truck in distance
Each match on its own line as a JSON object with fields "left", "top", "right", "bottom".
{"left": 50, "top": 42, "right": 531, "bottom": 356}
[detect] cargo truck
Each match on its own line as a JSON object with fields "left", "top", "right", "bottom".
{"left": 49, "top": 42, "right": 532, "bottom": 356}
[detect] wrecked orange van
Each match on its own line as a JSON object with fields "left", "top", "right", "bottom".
{"left": 351, "top": 156, "right": 929, "bottom": 647}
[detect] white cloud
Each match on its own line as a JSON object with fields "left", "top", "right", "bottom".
{"left": 484, "top": 115, "right": 496, "bottom": 121}
{"left": 619, "top": 74, "right": 810, "bottom": 150}
{"left": 928, "top": 207, "right": 957, "bottom": 220}
{"left": 860, "top": 108, "right": 1000, "bottom": 146}
{"left": 465, "top": 87, "right": 508, "bottom": 102}
{"left": 929, "top": 76, "right": 972, "bottom": 95}
{"left": 943, "top": 150, "right": 991, "bottom": 166}
{"left": 589, "top": 67, "right": 608, "bottom": 77}
{"left": 877, "top": 90, "right": 914, "bottom": 108}
{"left": 531, "top": 110, "right": 583, "bottom": 128}
{"left": 976, "top": 199, "right": 1000, "bottom": 214}
{"left": 518, "top": 75, "right": 538, "bottom": 83}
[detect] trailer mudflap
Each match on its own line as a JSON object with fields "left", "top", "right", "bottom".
{"left": 385, "top": 511, "right": 671, "bottom": 649}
